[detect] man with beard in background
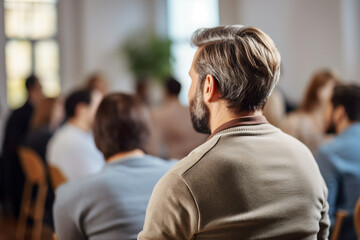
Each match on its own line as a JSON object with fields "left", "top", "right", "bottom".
{"left": 316, "top": 84, "right": 360, "bottom": 240}
{"left": 138, "top": 25, "right": 330, "bottom": 240}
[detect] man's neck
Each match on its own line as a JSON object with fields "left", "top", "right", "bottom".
{"left": 107, "top": 149, "right": 145, "bottom": 163}
{"left": 68, "top": 118, "right": 90, "bottom": 132}
{"left": 209, "top": 107, "right": 263, "bottom": 133}
{"left": 336, "top": 119, "right": 353, "bottom": 134}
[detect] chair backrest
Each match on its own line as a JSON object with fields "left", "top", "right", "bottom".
{"left": 18, "top": 146, "right": 46, "bottom": 185}
{"left": 331, "top": 209, "right": 349, "bottom": 240}
{"left": 48, "top": 165, "right": 67, "bottom": 190}
{"left": 354, "top": 197, "right": 360, "bottom": 240}
{"left": 52, "top": 233, "right": 58, "bottom": 240}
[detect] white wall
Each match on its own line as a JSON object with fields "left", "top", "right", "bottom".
{"left": 341, "top": 0, "right": 360, "bottom": 81}
{"left": 58, "top": 0, "right": 167, "bottom": 95}
{"left": 219, "top": 0, "right": 360, "bottom": 104}
{"left": 2, "top": 0, "right": 359, "bottom": 110}
{"left": 57, "top": 0, "right": 83, "bottom": 95}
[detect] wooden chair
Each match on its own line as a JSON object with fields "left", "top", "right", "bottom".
{"left": 16, "top": 147, "right": 48, "bottom": 240}
{"left": 330, "top": 209, "right": 349, "bottom": 240}
{"left": 48, "top": 165, "right": 67, "bottom": 190}
{"left": 354, "top": 197, "right": 360, "bottom": 240}
{"left": 52, "top": 233, "right": 58, "bottom": 240}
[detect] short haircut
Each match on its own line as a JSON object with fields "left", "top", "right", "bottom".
{"left": 65, "top": 89, "right": 92, "bottom": 118}
{"left": 191, "top": 25, "right": 281, "bottom": 113}
{"left": 332, "top": 84, "right": 360, "bottom": 122}
{"left": 25, "top": 75, "right": 39, "bottom": 91}
{"left": 93, "top": 93, "right": 151, "bottom": 159}
{"left": 166, "top": 76, "right": 181, "bottom": 96}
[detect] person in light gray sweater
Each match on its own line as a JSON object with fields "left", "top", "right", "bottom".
{"left": 53, "top": 93, "right": 174, "bottom": 240}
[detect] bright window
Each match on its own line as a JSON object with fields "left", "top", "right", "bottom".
{"left": 167, "top": 0, "right": 219, "bottom": 105}
{"left": 4, "top": 0, "right": 60, "bottom": 109}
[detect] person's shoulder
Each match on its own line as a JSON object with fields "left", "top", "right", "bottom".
{"left": 56, "top": 176, "right": 88, "bottom": 195}
{"left": 317, "top": 134, "right": 345, "bottom": 159}
{"left": 143, "top": 155, "right": 176, "bottom": 168}
{"left": 12, "top": 102, "right": 33, "bottom": 119}
{"left": 55, "top": 180, "right": 82, "bottom": 209}
{"left": 53, "top": 176, "right": 99, "bottom": 223}
{"left": 55, "top": 173, "right": 102, "bottom": 205}
{"left": 14, "top": 101, "right": 32, "bottom": 112}
{"left": 316, "top": 134, "right": 351, "bottom": 165}
{"left": 50, "top": 124, "right": 68, "bottom": 138}
{"left": 49, "top": 124, "right": 82, "bottom": 147}
{"left": 167, "top": 135, "right": 220, "bottom": 176}
{"left": 317, "top": 138, "right": 335, "bottom": 153}
{"left": 47, "top": 126, "right": 68, "bottom": 152}
{"left": 6, "top": 102, "right": 32, "bottom": 124}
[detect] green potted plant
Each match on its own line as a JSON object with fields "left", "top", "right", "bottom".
{"left": 122, "top": 33, "right": 173, "bottom": 104}
{"left": 123, "top": 33, "right": 173, "bottom": 84}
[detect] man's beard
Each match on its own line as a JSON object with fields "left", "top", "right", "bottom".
{"left": 326, "top": 117, "right": 336, "bottom": 134}
{"left": 189, "top": 88, "right": 211, "bottom": 134}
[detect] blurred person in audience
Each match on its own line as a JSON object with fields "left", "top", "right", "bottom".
{"left": 148, "top": 76, "right": 207, "bottom": 160}
{"left": 46, "top": 89, "right": 104, "bottom": 181}
{"left": 316, "top": 84, "right": 360, "bottom": 240}
{"left": 136, "top": 76, "right": 152, "bottom": 105}
{"left": 53, "top": 93, "right": 174, "bottom": 240}
{"left": 23, "top": 97, "right": 64, "bottom": 161}
{"left": 0, "top": 75, "right": 43, "bottom": 216}
{"left": 282, "top": 70, "right": 339, "bottom": 153}
{"left": 22, "top": 97, "right": 64, "bottom": 227}
{"left": 138, "top": 26, "right": 329, "bottom": 239}
{"left": 84, "top": 72, "right": 108, "bottom": 95}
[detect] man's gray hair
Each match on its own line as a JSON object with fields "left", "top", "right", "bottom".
{"left": 191, "top": 25, "right": 281, "bottom": 113}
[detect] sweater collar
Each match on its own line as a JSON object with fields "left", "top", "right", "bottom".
{"left": 208, "top": 115, "right": 268, "bottom": 140}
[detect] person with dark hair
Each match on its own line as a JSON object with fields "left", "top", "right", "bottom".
{"left": 53, "top": 93, "right": 174, "bottom": 240}
{"left": 148, "top": 76, "right": 207, "bottom": 159}
{"left": 0, "top": 74, "right": 43, "bottom": 216}
{"left": 24, "top": 97, "right": 64, "bottom": 161}
{"left": 316, "top": 84, "right": 360, "bottom": 240}
{"left": 166, "top": 76, "right": 181, "bottom": 95}
{"left": 21, "top": 97, "right": 64, "bottom": 227}
{"left": 138, "top": 26, "right": 329, "bottom": 239}
{"left": 46, "top": 89, "right": 104, "bottom": 181}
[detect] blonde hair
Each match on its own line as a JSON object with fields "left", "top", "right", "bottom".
{"left": 191, "top": 25, "right": 281, "bottom": 113}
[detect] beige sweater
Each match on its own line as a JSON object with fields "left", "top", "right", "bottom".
{"left": 138, "top": 123, "right": 330, "bottom": 240}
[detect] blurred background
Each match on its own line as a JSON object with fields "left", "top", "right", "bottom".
{"left": 0, "top": 0, "right": 360, "bottom": 239}
{"left": 0, "top": 0, "right": 360, "bottom": 146}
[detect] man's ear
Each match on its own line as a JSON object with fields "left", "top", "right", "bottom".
{"left": 203, "top": 74, "right": 219, "bottom": 103}
{"left": 333, "top": 105, "right": 346, "bottom": 124}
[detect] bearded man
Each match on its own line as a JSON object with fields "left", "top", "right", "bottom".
{"left": 138, "top": 25, "right": 330, "bottom": 240}
{"left": 316, "top": 84, "right": 360, "bottom": 240}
